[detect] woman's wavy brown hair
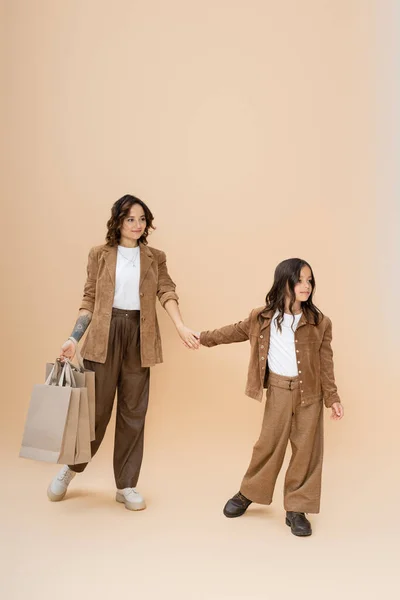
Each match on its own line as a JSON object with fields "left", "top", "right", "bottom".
{"left": 106, "top": 194, "right": 155, "bottom": 246}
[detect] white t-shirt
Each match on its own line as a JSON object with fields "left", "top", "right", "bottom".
{"left": 113, "top": 245, "right": 141, "bottom": 310}
{"left": 267, "top": 310, "right": 302, "bottom": 377}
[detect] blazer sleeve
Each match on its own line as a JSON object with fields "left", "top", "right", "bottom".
{"left": 200, "top": 312, "right": 252, "bottom": 347}
{"left": 79, "top": 247, "right": 98, "bottom": 313}
{"left": 157, "top": 251, "right": 179, "bottom": 308}
{"left": 319, "top": 318, "right": 341, "bottom": 407}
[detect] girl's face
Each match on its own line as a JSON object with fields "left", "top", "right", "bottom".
{"left": 120, "top": 204, "right": 147, "bottom": 243}
{"left": 293, "top": 265, "right": 313, "bottom": 303}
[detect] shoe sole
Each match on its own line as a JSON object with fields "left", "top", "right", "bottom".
{"left": 223, "top": 508, "right": 248, "bottom": 518}
{"left": 285, "top": 518, "right": 312, "bottom": 536}
{"left": 47, "top": 485, "right": 67, "bottom": 502}
{"left": 115, "top": 492, "right": 146, "bottom": 511}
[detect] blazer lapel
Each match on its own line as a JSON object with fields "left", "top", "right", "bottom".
{"left": 103, "top": 245, "right": 117, "bottom": 288}
{"left": 139, "top": 243, "right": 154, "bottom": 288}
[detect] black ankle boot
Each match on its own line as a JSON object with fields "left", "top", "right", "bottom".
{"left": 285, "top": 511, "right": 312, "bottom": 536}
{"left": 223, "top": 492, "right": 252, "bottom": 518}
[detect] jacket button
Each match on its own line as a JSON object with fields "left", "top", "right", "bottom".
{"left": 296, "top": 350, "right": 299, "bottom": 353}
{"left": 260, "top": 345, "right": 264, "bottom": 349}
{"left": 298, "top": 361, "right": 300, "bottom": 364}
{"left": 299, "top": 370, "right": 302, "bottom": 373}
{"left": 261, "top": 356, "right": 265, "bottom": 360}
{"left": 140, "top": 292, "right": 144, "bottom": 297}
{"left": 301, "top": 401, "right": 305, "bottom": 405}
{"left": 260, "top": 335, "right": 263, "bottom": 339}
{"left": 300, "top": 381, "right": 303, "bottom": 384}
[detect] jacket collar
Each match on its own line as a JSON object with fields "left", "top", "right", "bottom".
{"left": 259, "top": 306, "right": 315, "bottom": 332}
{"left": 103, "top": 242, "right": 154, "bottom": 288}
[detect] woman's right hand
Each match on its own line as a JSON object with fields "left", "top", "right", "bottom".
{"left": 60, "top": 339, "right": 76, "bottom": 361}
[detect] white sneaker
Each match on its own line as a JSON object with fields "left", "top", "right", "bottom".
{"left": 116, "top": 487, "right": 146, "bottom": 511}
{"left": 47, "top": 466, "right": 76, "bottom": 502}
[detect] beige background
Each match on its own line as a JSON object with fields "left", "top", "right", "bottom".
{"left": 1, "top": 1, "right": 399, "bottom": 599}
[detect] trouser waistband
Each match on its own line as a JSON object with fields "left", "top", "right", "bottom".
{"left": 111, "top": 308, "right": 140, "bottom": 320}
{"left": 267, "top": 371, "right": 300, "bottom": 390}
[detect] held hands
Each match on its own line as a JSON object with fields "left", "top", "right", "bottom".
{"left": 331, "top": 402, "right": 344, "bottom": 421}
{"left": 177, "top": 325, "right": 200, "bottom": 350}
{"left": 60, "top": 339, "right": 76, "bottom": 361}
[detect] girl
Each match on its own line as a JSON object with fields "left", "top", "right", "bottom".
{"left": 199, "top": 258, "right": 343, "bottom": 536}
{"left": 47, "top": 194, "right": 199, "bottom": 510}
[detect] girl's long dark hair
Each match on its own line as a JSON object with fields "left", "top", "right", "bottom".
{"left": 263, "top": 258, "right": 323, "bottom": 331}
{"left": 106, "top": 194, "right": 155, "bottom": 246}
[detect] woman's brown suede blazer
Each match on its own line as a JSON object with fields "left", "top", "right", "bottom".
{"left": 80, "top": 242, "right": 178, "bottom": 367}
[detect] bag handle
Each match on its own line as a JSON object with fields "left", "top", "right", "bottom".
{"left": 74, "top": 343, "right": 85, "bottom": 372}
{"left": 45, "top": 359, "right": 77, "bottom": 388}
{"left": 45, "top": 360, "right": 61, "bottom": 386}
{"left": 58, "top": 360, "right": 77, "bottom": 388}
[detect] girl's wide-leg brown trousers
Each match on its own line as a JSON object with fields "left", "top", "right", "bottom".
{"left": 241, "top": 372, "right": 324, "bottom": 513}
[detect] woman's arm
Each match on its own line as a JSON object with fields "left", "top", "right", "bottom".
{"left": 156, "top": 250, "right": 199, "bottom": 349}
{"left": 60, "top": 309, "right": 93, "bottom": 360}
{"left": 156, "top": 251, "right": 179, "bottom": 308}
{"left": 164, "top": 299, "right": 199, "bottom": 349}
{"left": 60, "top": 247, "right": 98, "bottom": 360}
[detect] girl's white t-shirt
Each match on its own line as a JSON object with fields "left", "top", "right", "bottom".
{"left": 112, "top": 246, "right": 141, "bottom": 310}
{"left": 267, "top": 310, "right": 302, "bottom": 377}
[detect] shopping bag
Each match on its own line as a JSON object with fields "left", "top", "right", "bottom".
{"left": 20, "top": 361, "right": 78, "bottom": 464}
{"left": 73, "top": 385, "right": 91, "bottom": 464}
{"left": 46, "top": 345, "right": 95, "bottom": 442}
{"left": 45, "top": 360, "right": 92, "bottom": 464}
{"left": 74, "top": 345, "right": 95, "bottom": 443}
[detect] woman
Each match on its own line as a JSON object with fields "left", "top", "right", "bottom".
{"left": 47, "top": 194, "right": 199, "bottom": 510}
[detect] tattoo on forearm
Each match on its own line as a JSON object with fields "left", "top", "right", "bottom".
{"left": 70, "top": 313, "right": 92, "bottom": 342}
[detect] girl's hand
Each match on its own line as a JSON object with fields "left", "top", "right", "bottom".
{"left": 330, "top": 402, "right": 344, "bottom": 421}
{"left": 60, "top": 339, "right": 76, "bottom": 361}
{"left": 177, "top": 325, "right": 200, "bottom": 350}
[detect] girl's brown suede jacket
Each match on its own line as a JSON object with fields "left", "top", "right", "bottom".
{"left": 200, "top": 307, "right": 340, "bottom": 408}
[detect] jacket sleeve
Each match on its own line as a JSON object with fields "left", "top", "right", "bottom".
{"left": 320, "top": 318, "right": 341, "bottom": 408}
{"left": 200, "top": 312, "right": 251, "bottom": 347}
{"left": 79, "top": 247, "right": 98, "bottom": 313}
{"left": 157, "top": 251, "right": 179, "bottom": 308}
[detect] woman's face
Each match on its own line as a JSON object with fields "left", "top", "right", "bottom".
{"left": 294, "top": 265, "right": 313, "bottom": 303}
{"left": 120, "top": 204, "right": 147, "bottom": 243}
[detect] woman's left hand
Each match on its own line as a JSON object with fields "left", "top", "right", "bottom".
{"left": 330, "top": 402, "right": 344, "bottom": 420}
{"left": 177, "top": 325, "right": 200, "bottom": 350}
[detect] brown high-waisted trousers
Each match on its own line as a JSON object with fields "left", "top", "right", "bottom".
{"left": 240, "top": 372, "right": 324, "bottom": 513}
{"left": 70, "top": 309, "right": 150, "bottom": 489}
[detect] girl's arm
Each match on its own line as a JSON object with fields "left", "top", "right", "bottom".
{"left": 200, "top": 314, "right": 251, "bottom": 347}
{"left": 319, "top": 318, "right": 341, "bottom": 408}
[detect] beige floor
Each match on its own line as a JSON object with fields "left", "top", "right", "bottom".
{"left": 1, "top": 395, "right": 397, "bottom": 600}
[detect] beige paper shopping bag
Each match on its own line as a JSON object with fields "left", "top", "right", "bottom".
{"left": 45, "top": 360, "right": 91, "bottom": 464}
{"left": 74, "top": 386, "right": 91, "bottom": 464}
{"left": 20, "top": 362, "right": 75, "bottom": 463}
{"left": 46, "top": 347, "right": 95, "bottom": 443}
{"left": 75, "top": 346, "right": 95, "bottom": 442}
